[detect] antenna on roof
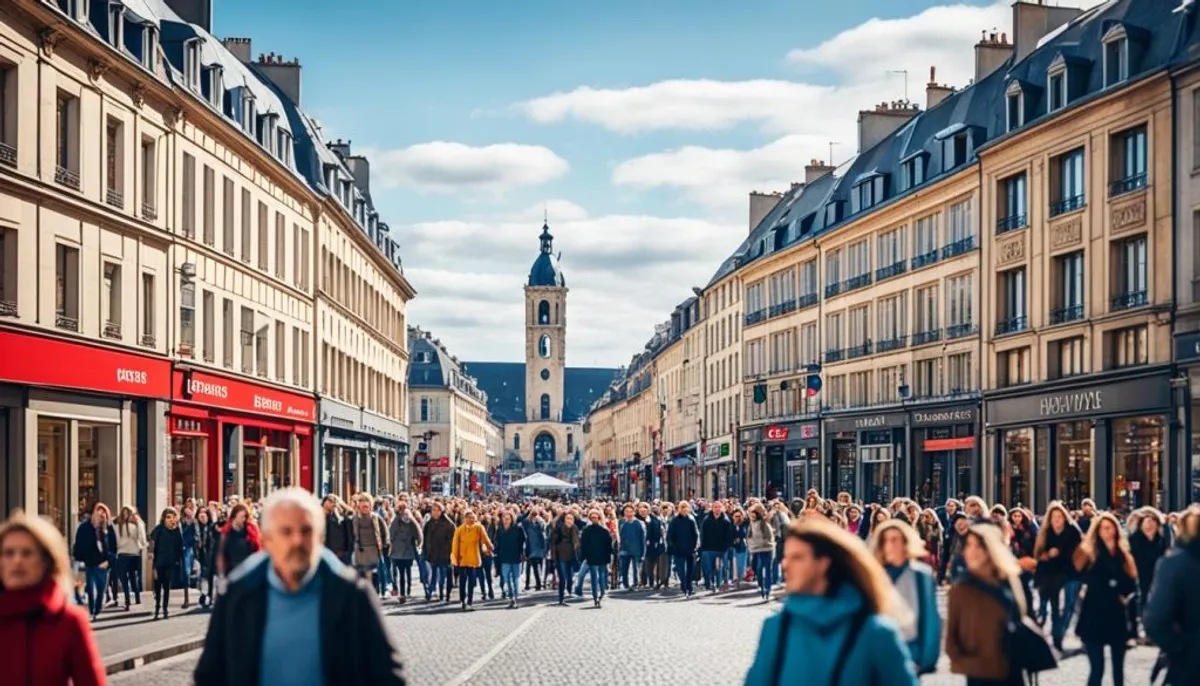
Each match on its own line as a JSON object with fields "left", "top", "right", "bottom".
{"left": 887, "top": 70, "right": 909, "bottom": 102}
{"left": 543, "top": 203, "right": 548, "bottom": 225}
{"left": 828, "top": 142, "right": 840, "bottom": 166}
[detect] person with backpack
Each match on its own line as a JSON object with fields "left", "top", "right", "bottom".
{"left": 743, "top": 518, "right": 917, "bottom": 685}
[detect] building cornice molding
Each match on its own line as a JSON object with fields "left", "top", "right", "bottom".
{"left": 319, "top": 198, "right": 415, "bottom": 299}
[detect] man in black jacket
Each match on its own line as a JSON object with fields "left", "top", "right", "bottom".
{"left": 196, "top": 489, "right": 404, "bottom": 686}
{"left": 698, "top": 501, "right": 735, "bottom": 593}
{"left": 322, "top": 494, "right": 354, "bottom": 565}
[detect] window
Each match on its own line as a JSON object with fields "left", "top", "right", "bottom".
{"left": 851, "top": 176, "right": 885, "bottom": 214}
{"left": 877, "top": 293, "right": 907, "bottom": 346}
{"left": 848, "top": 371, "right": 871, "bottom": 406}
{"left": 275, "top": 321, "right": 286, "bottom": 380}
{"left": 825, "top": 312, "right": 843, "bottom": 354}
{"left": 0, "top": 62, "right": 17, "bottom": 158}
{"left": 140, "top": 137, "right": 156, "bottom": 217}
{"left": 879, "top": 366, "right": 904, "bottom": 404}
{"left": 877, "top": 226, "right": 906, "bottom": 278}
{"left": 999, "top": 268, "right": 1027, "bottom": 333}
{"left": 274, "top": 212, "right": 286, "bottom": 279}
{"left": 1051, "top": 148, "right": 1085, "bottom": 216}
{"left": 943, "top": 131, "right": 970, "bottom": 169}
{"left": 222, "top": 177, "right": 235, "bottom": 255}
{"left": 914, "top": 214, "right": 938, "bottom": 263}
{"left": 178, "top": 280, "right": 195, "bottom": 356}
{"left": 1006, "top": 85, "right": 1024, "bottom": 131}
{"left": 998, "top": 173, "right": 1027, "bottom": 233}
{"left": 947, "top": 199, "right": 973, "bottom": 244}
{"left": 202, "top": 166, "right": 215, "bottom": 246}
{"left": 1104, "top": 35, "right": 1128, "bottom": 88}
{"left": 140, "top": 26, "right": 156, "bottom": 70}
{"left": 827, "top": 375, "right": 846, "bottom": 409}
{"left": 825, "top": 201, "right": 842, "bottom": 225}
{"left": 107, "top": 6, "right": 123, "bottom": 49}
{"left": 181, "top": 153, "right": 195, "bottom": 238}
{"left": 745, "top": 281, "right": 764, "bottom": 314}
{"left": 847, "top": 240, "right": 870, "bottom": 281}
{"left": 946, "top": 274, "right": 973, "bottom": 334}
{"left": 899, "top": 155, "right": 924, "bottom": 192}
{"left": 240, "top": 307, "right": 255, "bottom": 373}
{"left": 1113, "top": 235, "right": 1148, "bottom": 310}
{"left": 257, "top": 202, "right": 268, "bottom": 270}
{"left": 240, "top": 189, "right": 252, "bottom": 262}
{"left": 184, "top": 40, "right": 202, "bottom": 91}
{"left": 141, "top": 273, "right": 155, "bottom": 346}
{"left": 296, "top": 227, "right": 310, "bottom": 289}
{"left": 54, "top": 91, "right": 79, "bottom": 186}
{"left": 914, "top": 358, "right": 941, "bottom": 398}
{"left": 999, "top": 347, "right": 1031, "bottom": 387}
{"left": 947, "top": 353, "right": 972, "bottom": 393}
{"left": 770, "top": 329, "right": 794, "bottom": 373}
{"left": 848, "top": 305, "right": 869, "bottom": 351}
{"left": 105, "top": 118, "right": 123, "bottom": 205}
{"left": 799, "top": 260, "right": 817, "bottom": 300}
{"left": 102, "top": 263, "right": 121, "bottom": 338}
{"left": 540, "top": 393, "right": 551, "bottom": 420}
{"left": 800, "top": 322, "right": 818, "bottom": 366}
{"left": 513, "top": 433, "right": 520, "bottom": 451}
{"left": 1052, "top": 336, "right": 1086, "bottom": 378}
{"left": 825, "top": 249, "right": 842, "bottom": 290}
{"left": 1110, "top": 126, "right": 1147, "bottom": 196}
{"left": 538, "top": 334, "right": 552, "bottom": 358}
{"left": 199, "top": 290, "right": 214, "bottom": 362}
{"left": 54, "top": 244, "right": 79, "bottom": 330}
{"left": 222, "top": 298, "right": 233, "bottom": 368}
{"left": 300, "top": 332, "right": 310, "bottom": 387}
{"left": 1053, "top": 251, "right": 1085, "bottom": 324}
{"left": 767, "top": 268, "right": 795, "bottom": 308}
{"left": 1108, "top": 325, "right": 1148, "bottom": 369}
{"left": 208, "top": 67, "right": 223, "bottom": 108}
{"left": 0, "top": 228, "right": 15, "bottom": 314}
{"left": 255, "top": 321, "right": 268, "bottom": 377}
{"left": 1049, "top": 71, "right": 1066, "bottom": 112}
{"left": 915, "top": 285, "right": 939, "bottom": 335}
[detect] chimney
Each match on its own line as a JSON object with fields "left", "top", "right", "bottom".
{"left": 925, "top": 66, "right": 955, "bottom": 110}
{"left": 253, "top": 51, "right": 302, "bottom": 106}
{"left": 327, "top": 139, "right": 352, "bottom": 159}
{"left": 163, "top": 0, "right": 212, "bottom": 32}
{"left": 1012, "top": 0, "right": 1083, "bottom": 65}
{"left": 344, "top": 155, "right": 371, "bottom": 196}
{"left": 974, "top": 30, "right": 1013, "bottom": 82}
{"left": 857, "top": 101, "right": 920, "bottom": 153}
{"left": 805, "top": 159, "right": 835, "bottom": 185}
{"left": 748, "top": 191, "right": 784, "bottom": 233}
{"left": 222, "top": 37, "right": 252, "bottom": 63}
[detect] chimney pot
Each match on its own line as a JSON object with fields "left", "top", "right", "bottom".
{"left": 1001, "top": 32, "right": 1008, "bottom": 44}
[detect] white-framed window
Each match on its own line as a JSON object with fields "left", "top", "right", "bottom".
{"left": 899, "top": 155, "right": 924, "bottom": 192}
{"left": 184, "top": 40, "right": 202, "bottom": 91}
{"left": 209, "top": 66, "right": 223, "bottom": 108}
{"left": 877, "top": 292, "right": 907, "bottom": 342}
{"left": 1048, "top": 66, "right": 1066, "bottom": 112}
{"left": 798, "top": 260, "right": 817, "bottom": 298}
{"left": 947, "top": 273, "right": 973, "bottom": 328}
{"left": 916, "top": 285, "right": 939, "bottom": 332}
{"left": 825, "top": 249, "right": 842, "bottom": 284}
{"left": 847, "top": 239, "right": 870, "bottom": 278}
{"left": 914, "top": 214, "right": 938, "bottom": 258}
{"left": 1103, "top": 28, "right": 1129, "bottom": 88}
{"left": 107, "top": 5, "right": 124, "bottom": 49}
{"left": 947, "top": 198, "right": 973, "bottom": 244}
{"left": 848, "top": 305, "right": 869, "bottom": 348}
{"left": 1006, "top": 82, "right": 1024, "bottom": 131}
{"left": 141, "top": 26, "right": 157, "bottom": 70}
{"left": 825, "top": 311, "right": 843, "bottom": 351}
{"left": 877, "top": 226, "right": 906, "bottom": 270}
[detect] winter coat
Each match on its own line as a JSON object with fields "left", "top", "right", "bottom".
{"left": 550, "top": 522, "right": 580, "bottom": 562}
{"left": 666, "top": 514, "right": 700, "bottom": 557}
{"left": 217, "top": 524, "right": 261, "bottom": 575}
{"left": 388, "top": 515, "right": 423, "bottom": 561}
{"left": 1129, "top": 529, "right": 1168, "bottom": 599}
{"left": 617, "top": 518, "right": 647, "bottom": 558}
{"left": 422, "top": 516, "right": 456, "bottom": 566}
{"left": 744, "top": 583, "right": 918, "bottom": 685}
{"left": 194, "top": 549, "right": 405, "bottom": 686}
{"left": 746, "top": 519, "right": 775, "bottom": 555}
{"left": 522, "top": 518, "right": 549, "bottom": 559}
{"left": 732, "top": 520, "right": 748, "bottom": 553}
{"left": 945, "top": 576, "right": 1014, "bottom": 681}
{"left": 579, "top": 522, "right": 614, "bottom": 567}
{"left": 1035, "top": 523, "right": 1083, "bottom": 594}
{"left": 1144, "top": 540, "right": 1200, "bottom": 685}
{"left": 0, "top": 579, "right": 105, "bottom": 686}
{"left": 644, "top": 515, "right": 666, "bottom": 557}
{"left": 450, "top": 523, "right": 492, "bottom": 568}
{"left": 149, "top": 523, "right": 186, "bottom": 572}
{"left": 71, "top": 520, "right": 117, "bottom": 569}
{"left": 195, "top": 522, "right": 218, "bottom": 570}
{"left": 351, "top": 513, "right": 388, "bottom": 568}
{"left": 324, "top": 512, "right": 354, "bottom": 556}
{"left": 1075, "top": 545, "right": 1138, "bottom": 646}
{"left": 700, "top": 513, "right": 736, "bottom": 552}
{"left": 493, "top": 524, "right": 527, "bottom": 565}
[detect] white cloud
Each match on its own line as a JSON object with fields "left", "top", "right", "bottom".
{"left": 364, "top": 141, "right": 568, "bottom": 195}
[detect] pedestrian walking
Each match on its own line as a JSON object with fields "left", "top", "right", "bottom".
{"left": 617, "top": 504, "right": 646, "bottom": 591}
{"left": 1144, "top": 505, "right": 1200, "bottom": 685}
{"left": 114, "top": 505, "right": 147, "bottom": 609}
{"left": 667, "top": 501, "right": 700, "bottom": 598}
{"left": 450, "top": 509, "right": 493, "bottom": 611}
{"left": 387, "top": 501, "right": 422, "bottom": 603}
{"left": 579, "top": 508, "right": 614, "bottom": 608}
{"left": 550, "top": 512, "right": 580, "bottom": 605}
{"left": 1034, "top": 501, "right": 1083, "bottom": 651}
{"left": 746, "top": 504, "right": 775, "bottom": 601}
{"left": 149, "top": 507, "right": 185, "bottom": 620}
{"left": 71, "top": 502, "right": 117, "bottom": 622}
{"left": 494, "top": 511, "right": 526, "bottom": 608}
{"left": 871, "top": 519, "right": 942, "bottom": 676}
{"left": 1073, "top": 512, "right": 1138, "bottom": 686}
{"left": 521, "top": 509, "right": 548, "bottom": 591}
{"left": 422, "top": 502, "right": 455, "bottom": 603}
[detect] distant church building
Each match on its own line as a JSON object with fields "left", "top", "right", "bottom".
{"left": 465, "top": 222, "right": 616, "bottom": 481}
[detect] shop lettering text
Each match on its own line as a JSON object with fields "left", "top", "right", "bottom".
{"left": 189, "top": 378, "right": 230, "bottom": 399}
{"left": 1039, "top": 390, "right": 1103, "bottom": 417}
{"left": 115, "top": 368, "right": 148, "bottom": 385}
{"left": 254, "top": 395, "right": 284, "bottom": 412}
{"left": 856, "top": 416, "right": 888, "bottom": 429}
{"left": 913, "top": 409, "right": 974, "bottom": 424}
{"left": 765, "top": 426, "right": 790, "bottom": 441}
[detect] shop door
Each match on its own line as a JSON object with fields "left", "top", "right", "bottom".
{"left": 786, "top": 461, "right": 816, "bottom": 502}
{"left": 860, "top": 445, "right": 894, "bottom": 505}
{"left": 918, "top": 450, "right": 949, "bottom": 509}
{"left": 830, "top": 439, "right": 857, "bottom": 500}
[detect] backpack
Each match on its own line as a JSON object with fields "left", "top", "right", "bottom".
{"left": 769, "top": 606, "right": 872, "bottom": 686}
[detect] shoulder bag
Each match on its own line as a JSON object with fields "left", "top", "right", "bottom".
{"left": 770, "top": 606, "right": 871, "bottom": 686}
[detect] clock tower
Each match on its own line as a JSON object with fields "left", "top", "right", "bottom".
{"left": 524, "top": 221, "right": 567, "bottom": 427}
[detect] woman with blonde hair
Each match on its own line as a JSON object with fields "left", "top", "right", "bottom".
{"left": 1033, "top": 500, "right": 1083, "bottom": 650}
{"left": 0, "top": 511, "right": 105, "bottom": 685}
{"left": 1072, "top": 512, "right": 1137, "bottom": 686}
{"left": 745, "top": 518, "right": 917, "bottom": 685}
{"left": 114, "top": 504, "right": 147, "bottom": 608}
{"left": 870, "top": 519, "right": 942, "bottom": 675}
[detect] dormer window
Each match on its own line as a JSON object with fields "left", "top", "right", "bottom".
{"left": 208, "top": 67, "right": 223, "bottom": 108}
{"left": 851, "top": 175, "right": 886, "bottom": 214}
{"left": 899, "top": 154, "right": 925, "bottom": 192}
{"left": 1006, "top": 82, "right": 1025, "bottom": 132}
{"left": 107, "top": 5, "right": 124, "bottom": 49}
{"left": 824, "top": 201, "right": 842, "bottom": 226}
{"left": 184, "top": 40, "right": 202, "bottom": 92}
{"left": 242, "top": 94, "right": 256, "bottom": 134}
{"left": 140, "top": 25, "right": 157, "bottom": 70}
{"left": 323, "top": 164, "right": 337, "bottom": 193}
{"left": 1104, "top": 34, "right": 1129, "bottom": 88}
{"left": 1048, "top": 71, "right": 1066, "bottom": 112}
{"left": 943, "top": 130, "right": 971, "bottom": 169}
{"left": 276, "top": 129, "right": 291, "bottom": 166}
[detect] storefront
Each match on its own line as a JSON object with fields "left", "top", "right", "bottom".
{"left": 823, "top": 412, "right": 907, "bottom": 504}
{"left": 169, "top": 368, "right": 315, "bottom": 503}
{"left": 0, "top": 329, "right": 170, "bottom": 539}
{"left": 749, "top": 423, "right": 819, "bottom": 502}
{"left": 316, "top": 398, "right": 409, "bottom": 499}
{"left": 663, "top": 443, "right": 697, "bottom": 501}
{"left": 700, "top": 439, "right": 735, "bottom": 500}
{"left": 1174, "top": 331, "right": 1200, "bottom": 506}
{"left": 910, "top": 404, "right": 980, "bottom": 508}
{"left": 984, "top": 369, "right": 1173, "bottom": 514}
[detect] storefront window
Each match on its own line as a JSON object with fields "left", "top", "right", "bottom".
{"left": 1113, "top": 415, "right": 1164, "bottom": 513}
{"left": 1192, "top": 405, "right": 1200, "bottom": 504}
{"left": 832, "top": 439, "right": 856, "bottom": 499}
{"left": 77, "top": 425, "right": 100, "bottom": 517}
{"left": 170, "top": 436, "right": 206, "bottom": 507}
{"left": 1055, "top": 421, "right": 1091, "bottom": 510}
{"left": 1002, "top": 428, "right": 1034, "bottom": 509}
{"left": 37, "top": 419, "right": 68, "bottom": 535}
{"left": 861, "top": 445, "right": 893, "bottom": 504}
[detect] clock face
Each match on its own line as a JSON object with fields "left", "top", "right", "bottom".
{"left": 540, "top": 369, "right": 550, "bottom": 381}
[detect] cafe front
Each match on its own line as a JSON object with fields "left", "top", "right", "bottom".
{"left": 984, "top": 368, "right": 1173, "bottom": 514}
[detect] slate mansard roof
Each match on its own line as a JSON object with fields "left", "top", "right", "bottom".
{"left": 706, "top": 0, "right": 1193, "bottom": 288}
{"left": 408, "top": 329, "right": 490, "bottom": 406}
{"left": 462, "top": 363, "right": 618, "bottom": 424}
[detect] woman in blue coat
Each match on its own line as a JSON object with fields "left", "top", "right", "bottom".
{"left": 870, "top": 519, "right": 942, "bottom": 676}
{"left": 745, "top": 518, "right": 917, "bottom": 686}
{"left": 522, "top": 511, "right": 549, "bottom": 591}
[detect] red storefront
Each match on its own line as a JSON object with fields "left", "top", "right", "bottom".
{"left": 168, "top": 368, "right": 315, "bottom": 502}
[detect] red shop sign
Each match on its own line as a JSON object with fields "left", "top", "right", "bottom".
{"left": 0, "top": 329, "right": 171, "bottom": 398}
{"left": 765, "top": 425, "right": 790, "bottom": 441}
{"left": 172, "top": 369, "right": 315, "bottom": 423}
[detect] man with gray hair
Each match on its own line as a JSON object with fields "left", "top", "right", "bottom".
{"left": 195, "top": 488, "right": 405, "bottom": 686}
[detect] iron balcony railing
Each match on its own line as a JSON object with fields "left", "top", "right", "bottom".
{"left": 1049, "top": 304, "right": 1084, "bottom": 325}
{"left": 55, "top": 166, "right": 80, "bottom": 190}
{"left": 945, "top": 323, "right": 978, "bottom": 339}
{"left": 1049, "top": 194, "right": 1086, "bottom": 218}
{"left": 105, "top": 188, "right": 123, "bottom": 208}
{"left": 996, "top": 213, "right": 1027, "bottom": 235}
{"left": 875, "top": 261, "right": 906, "bottom": 281}
{"left": 845, "top": 341, "right": 873, "bottom": 359}
{"left": 55, "top": 312, "right": 78, "bottom": 331}
{"left": 102, "top": 320, "right": 121, "bottom": 339}
{"left": 0, "top": 142, "right": 16, "bottom": 167}
{"left": 876, "top": 335, "right": 907, "bottom": 353}
{"left": 994, "top": 315, "right": 1029, "bottom": 336}
{"left": 911, "top": 250, "right": 938, "bottom": 270}
{"left": 824, "top": 348, "right": 845, "bottom": 363}
{"left": 911, "top": 329, "right": 942, "bottom": 346}
{"left": 1110, "top": 290, "right": 1148, "bottom": 312}
{"left": 1109, "top": 172, "right": 1147, "bottom": 197}
{"left": 941, "top": 236, "right": 976, "bottom": 260}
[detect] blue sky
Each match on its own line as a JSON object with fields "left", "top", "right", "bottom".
{"left": 215, "top": 0, "right": 1100, "bottom": 367}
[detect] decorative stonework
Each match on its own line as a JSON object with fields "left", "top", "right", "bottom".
{"left": 165, "top": 107, "right": 185, "bottom": 129}
{"left": 1050, "top": 216, "right": 1083, "bottom": 251}
{"left": 996, "top": 236, "right": 1025, "bottom": 267}
{"left": 131, "top": 82, "right": 146, "bottom": 108}
{"left": 87, "top": 58, "right": 110, "bottom": 83}
{"left": 39, "top": 27, "right": 65, "bottom": 57}
{"left": 1111, "top": 196, "right": 1147, "bottom": 234}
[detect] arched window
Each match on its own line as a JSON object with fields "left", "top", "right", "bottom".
{"left": 540, "top": 393, "right": 551, "bottom": 420}
{"left": 567, "top": 432, "right": 574, "bottom": 455}
{"left": 538, "top": 300, "right": 550, "bottom": 325}
{"left": 534, "top": 432, "right": 556, "bottom": 465}
{"left": 554, "top": 302, "right": 559, "bottom": 324}
{"left": 538, "top": 334, "right": 551, "bottom": 358}
{"left": 513, "top": 433, "right": 521, "bottom": 451}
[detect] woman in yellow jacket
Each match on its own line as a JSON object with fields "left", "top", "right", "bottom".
{"left": 452, "top": 509, "right": 494, "bottom": 611}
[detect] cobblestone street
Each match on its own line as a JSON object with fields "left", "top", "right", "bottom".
{"left": 109, "top": 585, "right": 1157, "bottom": 685}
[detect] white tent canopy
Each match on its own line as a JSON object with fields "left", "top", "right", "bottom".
{"left": 511, "top": 472, "right": 577, "bottom": 490}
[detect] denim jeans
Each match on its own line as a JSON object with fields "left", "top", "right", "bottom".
{"left": 574, "top": 561, "right": 592, "bottom": 596}
{"left": 700, "top": 551, "right": 722, "bottom": 589}
{"left": 673, "top": 555, "right": 695, "bottom": 595}
{"left": 525, "top": 557, "right": 544, "bottom": 588}
{"left": 457, "top": 566, "right": 481, "bottom": 604}
{"left": 392, "top": 558, "right": 414, "bottom": 596}
{"left": 556, "top": 560, "right": 574, "bottom": 602}
{"left": 375, "top": 558, "right": 392, "bottom": 594}
{"left": 427, "top": 563, "right": 451, "bottom": 600}
{"left": 85, "top": 567, "right": 109, "bottom": 617}
{"left": 116, "top": 554, "right": 142, "bottom": 603}
{"left": 1050, "top": 580, "right": 1082, "bottom": 642}
{"left": 751, "top": 551, "right": 773, "bottom": 597}
{"left": 182, "top": 547, "right": 195, "bottom": 588}
{"left": 416, "top": 551, "right": 429, "bottom": 587}
{"left": 500, "top": 562, "right": 521, "bottom": 600}
{"left": 619, "top": 554, "right": 640, "bottom": 588}
{"left": 588, "top": 564, "right": 608, "bottom": 600}
{"left": 480, "top": 556, "right": 495, "bottom": 597}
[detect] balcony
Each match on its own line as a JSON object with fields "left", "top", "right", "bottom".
{"left": 177, "top": 342, "right": 195, "bottom": 358}
{"left": 796, "top": 293, "right": 819, "bottom": 309}
{"left": 912, "top": 329, "right": 942, "bottom": 346}
{"left": 1109, "top": 173, "right": 1147, "bottom": 197}
{"left": 911, "top": 250, "right": 938, "bottom": 270}
{"left": 744, "top": 309, "right": 767, "bottom": 327}
{"left": 768, "top": 299, "right": 797, "bottom": 318}
{"left": 941, "top": 236, "right": 976, "bottom": 260}
{"left": 945, "top": 323, "right": 978, "bottom": 339}
{"left": 994, "top": 315, "right": 1028, "bottom": 336}
{"left": 0, "top": 142, "right": 15, "bottom": 167}
{"left": 846, "top": 341, "right": 873, "bottom": 359}
{"left": 1049, "top": 194, "right": 1086, "bottom": 218}
{"left": 875, "top": 261, "right": 906, "bottom": 281}
{"left": 996, "top": 213, "right": 1027, "bottom": 235}
{"left": 102, "top": 320, "right": 121, "bottom": 340}
{"left": 876, "top": 335, "right": 907, "bottom": 353}
{"left": 55, "top": 166, "right": 80, "bottom": 190}
{"left": 1110, "top": 290, "right": 1148, "bottom": 312}
{"left": 105, "top": 188, "right": 123, "bottom": 209}
{"left": 0, "top": 300, "right": 16, "bottom": 317}
{"left": 824, "top": 348, "right": 845, "bottom": 363}
{"left": 142, "top": 203, "right": 157, "bottom": 221}
{"left": 1049, "top": 304, "right": 1084, "bottom": 325}
{"left": 825, "top": 282, "right": 842, "bottom": 298}
{"left": 55, "top": 312, "right": 78, "bottom": 332}
{"left": 844, "top": 274, "right": 872, "bottom": 292}
{"left": 139, "top": 333, "right": 156, "bottom": 348}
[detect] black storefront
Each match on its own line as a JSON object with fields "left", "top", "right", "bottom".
{"left": 910, "top": 405, "right": 980, "bottom": 508}
{"left": 752, "top": 422, "right": 820, "bottom": 502}
{"left": 823, "top": 412, "right": 907, "bottom": 504}
{"left": 1174, "top": 331, "right": 1200, "bottom": 505}
{"left": 984, "top": 368, "right": 1174, "bottom": 514}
